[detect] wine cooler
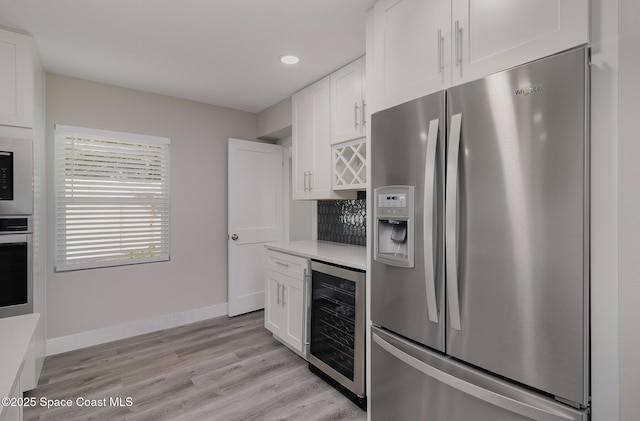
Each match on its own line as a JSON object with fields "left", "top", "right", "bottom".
{"left": 308, "top": 260, "right": 366, "bottom": 409}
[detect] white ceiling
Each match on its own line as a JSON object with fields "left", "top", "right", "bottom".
{"left": 0, "top": 0, "right": 376, "bottom": 113}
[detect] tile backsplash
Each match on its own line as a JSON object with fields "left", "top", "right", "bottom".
{"left": 317, "top": 191, "right": 366, "bottom": 246}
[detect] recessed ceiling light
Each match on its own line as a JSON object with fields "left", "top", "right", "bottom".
{"left": 279, "top": 54, "right": 300, "bottom": 65}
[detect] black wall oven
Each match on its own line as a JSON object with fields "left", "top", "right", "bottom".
{"left": 0, "top": 216, "right": 33, "bottom": 318}
{"left": 308, "top": 260, "right": 366, "bottom": 409}
{"left": 0, "top": 137, "right": 34, "bottom": 319}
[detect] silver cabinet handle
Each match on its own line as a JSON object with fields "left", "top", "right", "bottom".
{"left": 277, "top": 283, "right": 281, "bottom": 304}
{"left": 282, "top": 285, "right": 286, "bottom": 305}
{"left": 446, "top": 113, "right": 462, "bottom": 331}
{"left": 437, "top": 29, "right": 443, "bottom": 73}
{"left": 231, "top": 234, "right": 239, "bottom": 241}
{"left": 354, "top": 102, "right": 360, "bottom": 128}
{"left": 275, "top": 261, "right": 290, "bottom": 268}
{"left": 455, "top": 20, "right": 462, "bottom": 67}
{"left": 424, "top": 118, "right": 440, "bottom": 323}
{"left": 361, "top": 101, "right": 366, "bottom": 127}
{"left": 308, "top": 171, "right": 313, "bottom": 191}
{"left": 372, "top": 333, "right": 577, "bottom": 421}
{"left": 304, "top": 171, "right": 309, "bottom": 191}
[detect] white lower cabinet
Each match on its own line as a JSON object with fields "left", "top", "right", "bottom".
{"left": 1, "top": 377, "right": 21, "bottom": 421}
{"left": 264, "top": 250, "right": 309, "bottom": 357}
{"left": 0, "top": 314, "right": 39, "bottom": 421}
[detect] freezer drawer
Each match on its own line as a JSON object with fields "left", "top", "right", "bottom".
{"left": 371, "top": 327, "right": 588, "bottom": 421}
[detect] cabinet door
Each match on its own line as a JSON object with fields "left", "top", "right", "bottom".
{"left": 293, "top": 77, "right": 356, "bottom": 201}
{"left": 292, "top": 88, "right": 314, "bottom": 200}
{"left": 331, "top": 57, "right": 365, "bottom": 144}
{"left": 264, "top": 270, "right": 283, "bottom": 335}
{"left": 264, "top": 269, "right": 306, "bottom": 355}
{"left": 372, "top": 0, "right": 450, "bottom": 113}
{"left": 0, "top": 29, "right": 33, "bottom": 128}
{"left": 307, "top": 77, "right": 334, "bottom": 199}
{"left": 451, "top": 0, "right": 589, "bottom": 86}
{"left": 282, "top": 276, "right": 305, "bottom": 354}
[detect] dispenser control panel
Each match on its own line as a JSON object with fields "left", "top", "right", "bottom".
{"left": 378, "top": 194, "right": 406, "bottom": 208}
{"left": 377, "top": 192, "right": 410, "bottom": 218}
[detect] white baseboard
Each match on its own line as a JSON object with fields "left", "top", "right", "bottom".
{"left": 46, "top": 303, "right": 228, "bottom": 356}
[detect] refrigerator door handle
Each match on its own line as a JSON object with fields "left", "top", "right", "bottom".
{"left": 424, "top": 118, "right": 440, "bottom": 323}
{"left": 446, "top": 113, "right": 463, "bottom": 331}
{"left": 372, "top": 332, "right": 578, "bottom": 421}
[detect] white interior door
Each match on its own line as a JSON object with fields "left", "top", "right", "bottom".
{"left": 228, "top": 138, "right": 283, "bottom": 317}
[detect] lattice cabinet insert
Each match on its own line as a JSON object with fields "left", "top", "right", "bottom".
{"left": 333, "top": 138, "right": 366, "bottom": 190}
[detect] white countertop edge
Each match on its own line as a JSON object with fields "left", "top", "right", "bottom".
{"left": 0, "top": 313, "right": 40, "bottom": 415}
{"left": 265, "top": 240, "right": 367, "bottom": 271}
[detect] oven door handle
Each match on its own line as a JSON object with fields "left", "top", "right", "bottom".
{"left": 0, "top": 233, "right": 30, "bottom": 243}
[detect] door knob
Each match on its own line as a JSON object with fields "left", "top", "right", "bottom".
{"left": 231, "top": 234, "right": 239, "bottom": 241}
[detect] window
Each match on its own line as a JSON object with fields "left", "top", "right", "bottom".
{"left": 54, "top": 125, "right": 170, "bottom": 271}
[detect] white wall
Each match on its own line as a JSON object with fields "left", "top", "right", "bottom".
{"left": 45, "top": 74, "right": 257, "bottom": 340}
{"left": 618, "top": 1, "right": 640, "bottom": 418}
{"left": 256, "top": 97, "right": 292, "bottom": 140}
{"left": 591, "top": 1, "right": 640, "bottom": 418}
{"left": 30, "top": 47, "right": 46, "bottom": 386}
{"left": 590, "top": 0, "right": 620, "bottom": 418}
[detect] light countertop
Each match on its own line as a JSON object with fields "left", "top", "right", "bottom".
{"left": 265, "top": 240, "right": 367, "bottom": 271}
{"left": 0, "top": 313, "right": 39, "bottom": 416}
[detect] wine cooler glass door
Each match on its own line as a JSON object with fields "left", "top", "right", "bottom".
{"left": 308, "top": 260, "right": 365, "bottom": 398}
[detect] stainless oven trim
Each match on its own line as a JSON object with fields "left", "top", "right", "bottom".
{"left": 0, "top": 232, "right": 33, "bottom": 317}
{"left": 304, "top": 265, "right": 311, "bottom": 359}
{"left": 0, "top": 215, "right": 32, "bottom": 233}
{"left": 308, "top": 260, "right": 366, "bottom": 397}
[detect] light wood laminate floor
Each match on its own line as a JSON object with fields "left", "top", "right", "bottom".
{"left": 24, "top": 311, "right": 366, "bottom": 421}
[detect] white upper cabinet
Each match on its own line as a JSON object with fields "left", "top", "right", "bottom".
{"left": 370, "top": 0, "right": 589, "bottom": 113}
{"left": 451, "top": 0, "right": 589, "bottom": 86}
{"left": 372, "top": 0, "right": 451, "bottom": 112}
{"left": 292, "top": 83, "right": 316, "bottom": 200}
{"left": 293, "top": 76, "right": 356, "bottom": 200}
{"left": 331, "top": 56, "right": 366, "bottom": 145}
{"left": 0, "top": 28, "right": 34, "bottom": 128}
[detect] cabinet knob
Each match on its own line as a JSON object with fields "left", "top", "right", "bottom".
{"left": 231, "top": 234, "right": 239, "bottom": 241}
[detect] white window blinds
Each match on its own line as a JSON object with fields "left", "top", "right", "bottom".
{"left": 54, "top": 125, "right": 170, "bottom": 271}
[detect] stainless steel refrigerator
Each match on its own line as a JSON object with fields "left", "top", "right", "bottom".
{"left": 370, "top": 48, "right": 590, "bottom": 420}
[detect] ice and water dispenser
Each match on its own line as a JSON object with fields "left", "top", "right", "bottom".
{"left": 373, "top": 186, "right": 414, "bottom": 268}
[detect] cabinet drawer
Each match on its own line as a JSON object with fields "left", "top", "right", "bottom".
{"left": 265, "top": 250, "right": 309, "bottom": 279}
